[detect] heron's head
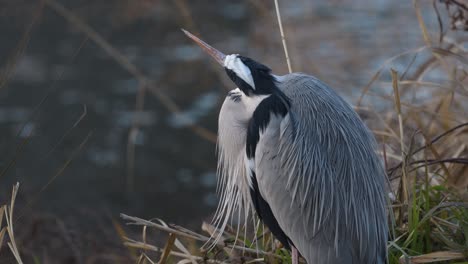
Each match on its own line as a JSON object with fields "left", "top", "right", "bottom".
{"left": 182, "top": 29, "right": 290, "bottom": 148}
{"left": 182, "top": 29, "right": 277, "bottom": 97}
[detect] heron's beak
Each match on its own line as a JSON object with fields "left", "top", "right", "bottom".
{"left": 182, "top": 29, "right": 226, "bottom": 66}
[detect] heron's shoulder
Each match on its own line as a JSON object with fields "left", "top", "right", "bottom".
{"left": 274, "top": 72, "right": 321, "bottom": 83}
{"left": 275, "top": 73, "right": 335, "bottom": 94}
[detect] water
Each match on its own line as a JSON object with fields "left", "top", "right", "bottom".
{"left": 0, "top": 0, "right": 450, "bottom": 227}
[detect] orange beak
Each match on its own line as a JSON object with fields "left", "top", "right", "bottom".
{"left": 182, "top": 29, "right": 226, "bottom": 66}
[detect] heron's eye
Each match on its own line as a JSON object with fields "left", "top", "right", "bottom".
{"left": 231, "top": 94, "right": 241, "bottom": 102}
{"left": 227, "top": 89, "right": 242, "bottom": 102}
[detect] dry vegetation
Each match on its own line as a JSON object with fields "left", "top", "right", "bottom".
{"left": 0, "top": 0, "right": 467, "bottom": 264}
{"left": 120, "top": 1, "right": 468, "bottom": 263}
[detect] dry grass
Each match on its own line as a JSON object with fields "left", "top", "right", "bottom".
{"left": 119, "top": 2, "right": 468, "bottom": 264}
{"left": 1, "top": 183, "right": 23, "bottom": 264}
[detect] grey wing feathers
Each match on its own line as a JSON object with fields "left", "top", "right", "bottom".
{"left": 256, "top": 73, "right": 388, "bottom": 263}
{"left": 255, "top": 114, "right": 353, "bottom": 263}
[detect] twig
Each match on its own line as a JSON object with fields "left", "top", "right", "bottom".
{"left": 414, "top": 0, "right": 432, "bottom": 47}
{"left": 4, "top": 183, "right": 24, "bottom": 264}
{"left": 158, "top": 233, "right": 176, "bottom": 264}
{"left": 124, "top": 238, "right": 228, "bottom": 264}
{"left": 452, "top": 0, "right": 468, "bottom": 11}
{"left": 0, "top": 207, "right": 5, "bottom": 252}
{"left": 391, "top": 69, "right": 408, "bottom": 206}
{"left": 387, "top": 121, "right": 468, "bottom": 176}
{"left": 404, "top": 250, "right": 466, "bottom": 263}
{"left": 274, "top": 0, "right": 292, "bottom": 73}
{"left": 120, "top": 214, "right": 281, "bottom": 258}
{"left": 121, "top": 214, "right": 211, "bottom": 241}
{"left": 42, "top": 104, "right": 88, "bottom": 159}
{"left": 406, "top": 158, "right": 468, "bottom": 174}
{"left": 433, "top": 0, "right": 445, "bottom": 44}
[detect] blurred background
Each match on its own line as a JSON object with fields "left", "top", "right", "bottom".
{"left": 0, "top": 0, "right": 466, "bottom": 263}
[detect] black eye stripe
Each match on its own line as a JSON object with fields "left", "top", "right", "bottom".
{"left": 225, "top": 56, "right": 277, "bottom": 96}
{"left": 225, "top": 68, "right": 254, "bottom": 95}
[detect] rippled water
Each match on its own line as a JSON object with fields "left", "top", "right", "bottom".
{"left": 0, "top": 0, "right": 447, "bottom": 225}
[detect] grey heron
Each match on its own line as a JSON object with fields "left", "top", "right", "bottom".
{"left": 182, "top": 29, "right": 388, "bottom": 264}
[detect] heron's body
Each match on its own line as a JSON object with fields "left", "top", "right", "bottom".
{"left": 182, "top": 30, "right": 388, "bottom": 264}
{"left": 218, "top": 73, "right": 387, "bottom": 264}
